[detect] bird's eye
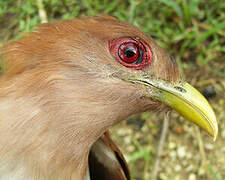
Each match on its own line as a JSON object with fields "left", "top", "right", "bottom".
{"left": 109, "top": 38, "right": 152, "bottom": 70}
{"left": 118, "top": 42, "right": 141, "bottom": 64}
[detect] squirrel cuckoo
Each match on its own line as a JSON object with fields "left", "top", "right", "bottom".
{"left": 0, "top": 16, "right": 217, "bottom": 180}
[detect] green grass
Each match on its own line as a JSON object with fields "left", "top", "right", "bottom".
{"left": 208, "top": 166, "right": 222, "bottom": 180}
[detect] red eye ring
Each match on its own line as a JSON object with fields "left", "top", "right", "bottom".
{"left": 109, "top": 38, "right": 152, "bottom": 70}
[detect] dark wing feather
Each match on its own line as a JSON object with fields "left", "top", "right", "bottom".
{"left": 88, "top": 131, "right": 130, "bottom": 180}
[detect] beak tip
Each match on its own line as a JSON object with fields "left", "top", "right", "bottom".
{"left": 213, "top": 125, "right": 218, "bottom": 141}
{"left": 207, "top": 117, "right": 218, "bottom": 141}
{"left": 209, "top": 112, "right": 218, "bottom": 141}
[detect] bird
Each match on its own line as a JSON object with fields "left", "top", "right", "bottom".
{"left": 0, "top": 16, "right": 217, "bottom": 180}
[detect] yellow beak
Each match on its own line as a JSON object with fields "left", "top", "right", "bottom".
{"left": 133, "top": 79, "right": 218, "bottom": 140}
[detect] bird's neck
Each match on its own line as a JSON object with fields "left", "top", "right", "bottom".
{"left": 0, "top": 70, "right": 150, "bottom": 180}
{"left": 0, "top": 82, "right": 97, "bottom": 179}
{"left": 0, "top": 95, "right": 91, "bottom": 180}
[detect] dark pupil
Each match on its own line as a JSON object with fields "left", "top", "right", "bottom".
{"left": 124, "top": 47, "right": 135, "bottom": 58}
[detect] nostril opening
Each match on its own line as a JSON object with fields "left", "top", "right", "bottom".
{"left": 174, "top": 86, "right": 186, "bottom": 93}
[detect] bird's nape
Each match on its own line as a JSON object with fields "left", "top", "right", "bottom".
{"left": 0, "top": 16, "right": 217, "bottom": 180}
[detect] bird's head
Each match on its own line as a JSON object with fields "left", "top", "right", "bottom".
{"left": 2, "top": 16, "right": 217, "bottom": 140}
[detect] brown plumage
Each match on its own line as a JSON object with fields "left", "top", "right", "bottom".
{"left": 0, "top": 16, "right": 216, "bottom": 180}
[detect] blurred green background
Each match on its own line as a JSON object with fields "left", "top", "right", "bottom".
{"left": 0, "top": 0, "right": 224, "bottom": 180}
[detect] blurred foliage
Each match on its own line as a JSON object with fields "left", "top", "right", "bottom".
{"left": 0, "top": 0, "right": 224, "bottom": 69}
